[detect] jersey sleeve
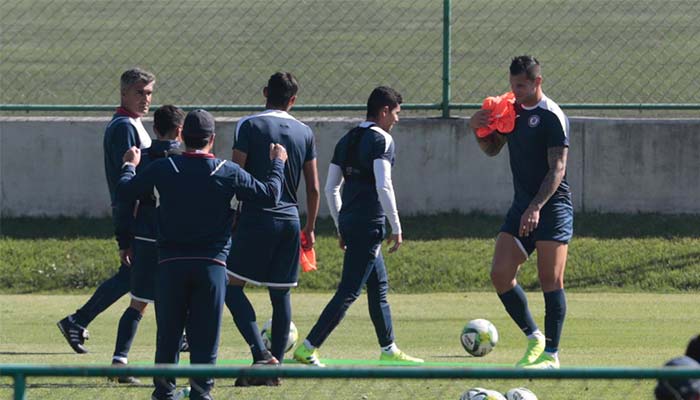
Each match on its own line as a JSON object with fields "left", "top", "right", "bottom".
{"left": 305, "top": 128, "right": 317, "bottom": 162}
{"left": 233, "top": 119, "right": 253, "bottom": 154}
{"left": 545, "top": 112, "right": 569, "bottom": 148}
{"left": 329, "top": 138, "right": 344, "bottom": 166}
{"left": 109, "top": 123, "right": 139, "bottom": 171}
{"left": 371, "top": 132, "right": 395, "bottom": 163}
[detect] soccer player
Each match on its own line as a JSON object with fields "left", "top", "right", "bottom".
{"left": 117, "top": 109, "right": 287, "bottom": 400}
{"left": 293, "top": 86, "right": 423, "bottom": 367}
{"left": 469, "top": 56, "right": 573, "bottom": 369}
{"left": 109, "top": 105, "right": 185, "bottom": 383}
{"left": 57, "top": 68, "right": 156, "bottom": 354}
{"left": 225, "top": 72, "right": 319, "bottom": 385}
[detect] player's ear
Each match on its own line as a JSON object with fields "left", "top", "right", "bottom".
{"left": 535, "top": 75, "right": 543, "bottom": 86}
{"left": 288, "top": 95, "right": 297, "bottom": 109}
{"left": 263, "top": 86, "right": 269, "bottom": 99}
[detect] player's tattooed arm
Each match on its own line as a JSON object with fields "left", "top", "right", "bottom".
{"left": 476, "top": 133, "right": 508, "bottom": 157}
{"left": 530, "top": 146, "right": 568, "bottom": 209}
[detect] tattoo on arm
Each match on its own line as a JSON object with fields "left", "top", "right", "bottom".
{"left": 531, "top": 146, "right": 568, "bottom": 209}
{"left": 476, "top": 133, "right": 507, "bottom": 156}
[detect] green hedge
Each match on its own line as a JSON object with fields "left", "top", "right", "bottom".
{"left": 1, "top": 214, "right": 699, "bottom": 293}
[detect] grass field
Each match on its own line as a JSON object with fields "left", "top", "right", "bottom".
{"left": 2, "top": 1, "right": 700, "bottom": 115}
{"left": 1, "top": 292, "right": 699, "bottom": 399}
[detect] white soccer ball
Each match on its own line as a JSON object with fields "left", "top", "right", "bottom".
{"left": 461, "top": 388, "right": 506, "bottom": 400}
{"left": 260, "top": 319, "right": 298, "bottom": 353}
{"left": 505, "top": 387, "right": 538, "bottom": 400}
{"left": 460, "top": 319, "right": 498, "bottom": 357}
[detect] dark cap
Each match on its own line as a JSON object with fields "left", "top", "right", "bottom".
{"left": 655, "top": 356, "right": 700, "bottom": 400}
{"left": 183, "top": 109, "right": 215, "bottom": 138}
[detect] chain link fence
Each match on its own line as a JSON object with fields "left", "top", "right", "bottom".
{"left": 2, "top": 0, "right": 700, "bottom": 114}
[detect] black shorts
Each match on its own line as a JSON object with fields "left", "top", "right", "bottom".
{"left": 500, "top": 199, "right": 574, "bottom": 256}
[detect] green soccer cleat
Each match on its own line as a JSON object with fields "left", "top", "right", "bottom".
{"left": 293, "top": 343, "right": 325, "bottom": 367}
{"left": 515, "top": 332, "right": 545, "bottom": 367}
{"left": 379, "top": 349, "right": 424, "bottom": 363}
{"left": 523, "top": 352, "right": 560, "bottom": 369}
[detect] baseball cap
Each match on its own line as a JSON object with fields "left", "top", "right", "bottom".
{"left": 655, "top": 356, "right": 700, "bottom": 400}
{"left": 183, "top": 109, "right": 215, "bottom": 138}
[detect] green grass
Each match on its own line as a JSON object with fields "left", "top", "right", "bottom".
{"left": 1, "top": 1, "right": 700, "bottom": 115}
{"left": 2, "top": 214, "right": 700, "bottom": 293}
{"left": 1, "top": 292, "right": 699, "bottom": 399}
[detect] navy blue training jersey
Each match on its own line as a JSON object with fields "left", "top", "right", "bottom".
{"left": 506, "top": 94, "right": 570, "bottom": 206}
{"left": 233, "top": 110, "right": 316, "bottom": 219}
{"left": 331, "top": 122, "right": 395, "bottom": 225}
{"left": 116, "top": 153, "right": 284, "bottom": 263}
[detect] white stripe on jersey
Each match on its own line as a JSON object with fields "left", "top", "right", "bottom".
{"left": 522, "top": 94, "right": 569, "bottom": 139}
{"left": 168, "top": 158, "right": 180, "bottom": 173}
{"left": 129, "top": 117, "right": 152, "bottom": 148}
{"left": 210, "top": 160, "right": 227, "bottom": 176}
{"left": 234, "top": 109, "right": 310, "bottom": 140}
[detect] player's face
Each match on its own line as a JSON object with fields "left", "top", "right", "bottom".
{"left": 121, "top": 81, "right": 155, "bottom": 117}
{"left": 379, "top": 104, "right": 401, "bottom": 132}
{"left": 509, "top": 73, "right": 539, "bottom": 106}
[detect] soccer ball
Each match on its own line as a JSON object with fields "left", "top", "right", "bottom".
{"left": 505, "top": 387, "right": 538, "bottom": 400}
{"left": 461, "top": 388, "right": 506, "bottom": 400}
{"left": 460, "top": 319, "right": 498, "bottom": 357}
{"left": 260, "top": 319, "right": 298, "bottom": 353}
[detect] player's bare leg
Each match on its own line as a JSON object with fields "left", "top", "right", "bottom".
{"left": 491, "top": 233, "right": 544, "bottom": 366}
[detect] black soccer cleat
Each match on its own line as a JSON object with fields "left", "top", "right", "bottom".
{"left": 57, "top": 316, "right": 90, "bottom": 354}
{"left": 234, "top": 351, "right": 281, "bottom": 387}
{"left": 109, "top": 360, "right": 141, "bottom": 384}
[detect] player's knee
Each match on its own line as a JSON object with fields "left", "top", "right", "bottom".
{"left": 538, "top": 272, "right": 564, "bottom": 291}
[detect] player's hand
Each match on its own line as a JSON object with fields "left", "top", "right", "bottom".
{"left": 338, "top": 234, "right": 346, "bottom": 251}
{"left": 469, "top": 109, "right": 491, "bottom": 131}
{"left": 301, "top": 225, "right": 315, "bottom": 250}
{"left": 387, "top": 233, "right": 402, "bottom": 253}
{"left": 519, "top": 206, "right": 540, "bottom": 237}
{"left": 123, "top": 146, "right": 141, "bottom": 166}
{"left": 119, "top": 247, "right": 133, "bottom": 266}
{"left": 269, "top": 143, "right": 288, "bottom": 162}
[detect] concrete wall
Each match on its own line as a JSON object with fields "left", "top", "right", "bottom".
{"left": 1, "top": 116, "right": 699, "bottom": 217}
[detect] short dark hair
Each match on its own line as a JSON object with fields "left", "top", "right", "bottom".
{"left": 183, "top": 135, "right": 212, "bottom": 150}
{"left": 366, "top": 86, "right": 403, "bottom": 119}
{"left": 509, "top": 56, "right": 541, "bottom": 81}
{"left": 153, "top": 105, "right": 185, "bottom": 139}
{"left": 266, "top": 72, "right": 299, "bottom": 108}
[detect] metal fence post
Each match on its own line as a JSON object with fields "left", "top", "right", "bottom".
{"left": 14, "top": 373, "right": 26, "bottom": 400}
{"left": 442, "top": 0, "right": 451, "bottom": 118}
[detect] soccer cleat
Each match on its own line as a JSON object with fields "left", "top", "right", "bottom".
{"left": 379, "top": 349, "right": 424, "bottom": 363}
{"left": 235, "top": 352, "right": 281, "bottom": 387}
{"left": 109, "top": 360, "right": 141, "bottom": 384}
{"left": 515, "top": 332, "right": 545, "bottom": 367}
{"left": 179, "top": 333, "right": 190, "bottom": 353}
{"left": 523, "top": 352, "right": 560, "bottom": 369}
{"left": 293, "top": 343, "right": 325, "bottom": 367}
{"left": 57, "top": 316, "right": 90, "bottom": 354}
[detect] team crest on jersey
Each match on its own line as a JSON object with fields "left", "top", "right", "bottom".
{"left": 528, "top": 115, "right": 540, "bottom": 128}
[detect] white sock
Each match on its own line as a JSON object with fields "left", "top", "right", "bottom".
{"left": 303, "top": 339, "right": 316, "bottom": 350}
{"left": 381, "top": 343, "right": 398, "bottom": 355}
{"left": 527, "top": 330, "right": 543, "bottom": 340}
{"left": 545, "top": 351, "right": 558, "bottom": 359}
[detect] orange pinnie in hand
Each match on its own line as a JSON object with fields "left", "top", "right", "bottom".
{"left": 300, "top": 231, "right": 317, "bottom": 272}
{"left": 475, "top": 91, "right": 516, "bottom": 138}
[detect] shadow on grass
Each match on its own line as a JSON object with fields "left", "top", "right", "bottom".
{"left": 1, "top": 213, "right": 699, "bottom": 240}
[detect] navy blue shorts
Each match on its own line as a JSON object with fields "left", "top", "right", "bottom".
{"left": 500, "top": 198, "right": 574, "bottom": 256}
{"left": 226, "top": 213, "right": 300, "bottom": 288}
{"left": 130, "top": 238, "right": 158, "bottom": 303}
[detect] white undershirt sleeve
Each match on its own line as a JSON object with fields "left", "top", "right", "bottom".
{"left": 373, "top": 158, "right": 402, "bottom": 235}
{"left": 324, "top": 163, "right": 344, "bottom": 231}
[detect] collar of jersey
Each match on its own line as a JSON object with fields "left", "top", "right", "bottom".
{"left": 115, "top": 107, "right": 141, "bottom": 119}
{"left": 258, "top": 109, "right": 295, "bottom": 120}
{"left": 519, "top": 94, "right": 549, "bottom": 111}
{"left": 183, "top": 151, "right": 215, "bottom": 159}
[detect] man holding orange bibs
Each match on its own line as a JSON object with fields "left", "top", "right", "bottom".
{"left": 469, "top": 56, "right": 573, "bottom": 369}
